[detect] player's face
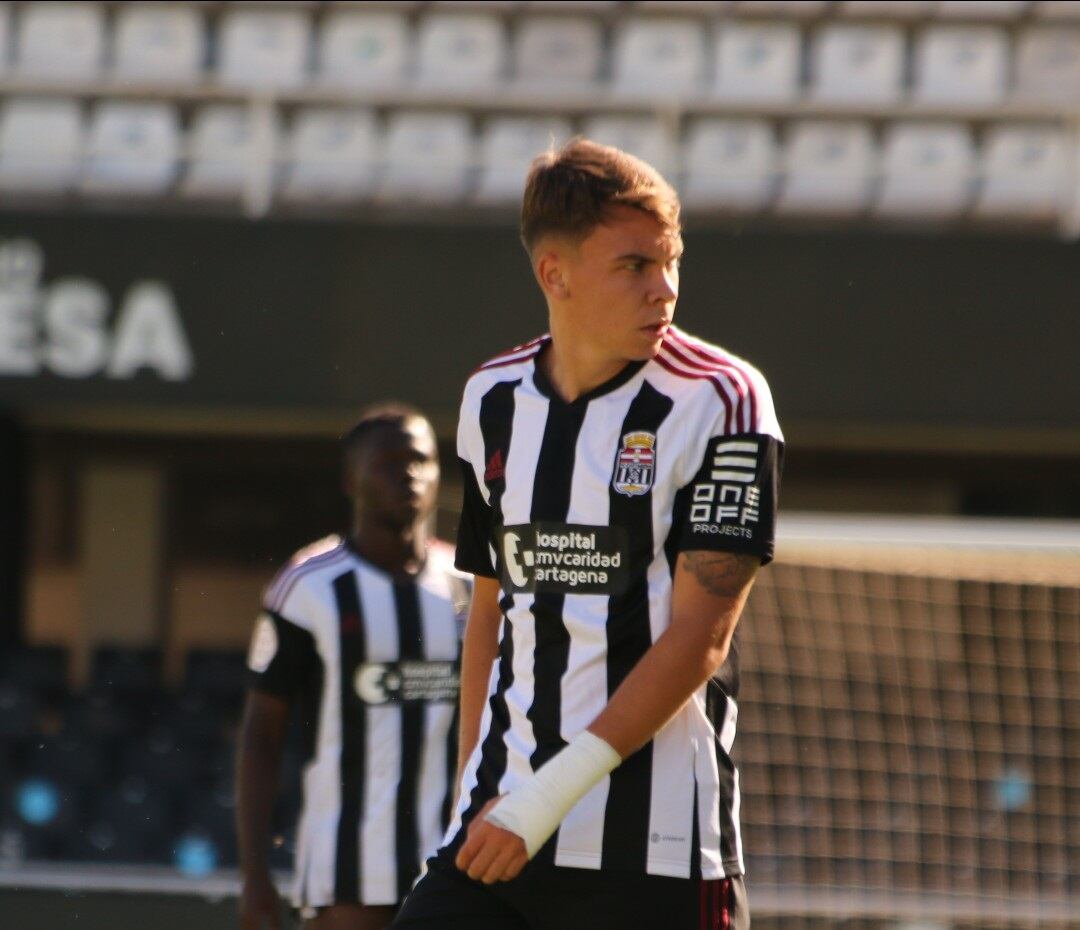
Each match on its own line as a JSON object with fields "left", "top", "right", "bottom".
{"left": 348, "top": 418, "right": 440, "bottom": 528}
{"left": 565, "top": 206, "right": 682, "bottom": 362}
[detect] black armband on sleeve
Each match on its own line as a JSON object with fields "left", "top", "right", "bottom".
{"left": 675, "top": 433, "right": 784, "bottom": 565}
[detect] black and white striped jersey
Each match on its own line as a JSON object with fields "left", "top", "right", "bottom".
{"left": 443, "top": 325, "right": 783, "bottom": 880}
{"left": 246, "top": 536, "right": 466, "bottom": 908}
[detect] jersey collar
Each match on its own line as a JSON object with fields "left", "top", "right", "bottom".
{"left": 530, "top": 343, "right": 648, "bottom": 405}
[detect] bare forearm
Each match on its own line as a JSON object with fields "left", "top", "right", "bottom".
{"left": 236, "top": 717, "right": 286, "bottom": 878}
{"left": 590, "top": 551, "right": 757, "bottom": 759}
{"left": 456, "top": 579, "right": 503, "bottom": 782}
{"left": 588, "top": 615, "right": 736, "bottom": 758}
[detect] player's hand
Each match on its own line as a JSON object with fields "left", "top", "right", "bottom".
{"left": 239, "top": 874, "right": 283, "bottom": 930}
{"left": 455, "top": 797, "right": 529, "bottom": 884}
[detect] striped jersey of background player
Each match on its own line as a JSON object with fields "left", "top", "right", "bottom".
{"left": 393, "top": 140, "right": 782, "bottom": 930}
{"left": 237, "top": 405, "right": 468, "bottom": 930}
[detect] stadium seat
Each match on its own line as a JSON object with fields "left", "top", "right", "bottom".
{"left": 415, "top": 13, "right": 506, "bottom": 87}
{"left": 317, "top": 10, "right": 409, "bottom": 88}
{"left": 520, "top": 1, "right": 618, "bottom": 9}
{"left": 0, "top": 683, "right": 39, "bottom": 740}
{"left": 60, "top": 690, "right": 135, "bottom": 745}
{"left": 630, "top": 0, "right": 721, "bottom": 11}
{"left": 112, "top": 4, "right": 205, "bottom": 83}
{"left": 734, "top": 0, "right": 830, "bottom": 14}
{"left": 811, "top": 25, "right": 904, "bottom": 104}
{"left": 836, "top": 0, "right": 934, "bottom": 16}
{"left": 1014, "top": 27, "right": 1080, "bottom": 101}
{"left": 1035, "top": 0, "right": 1080, "bottom": 18}
{"left": 377, "top": 112, "right": 472, "bottom": 203}
{"left": 0, "top": 98, "right": 82, "bottom": 193}
{"left": 0, "top": 646, "right": 68, "bottom": 705}
{"left": 714, "top": 22, "right": 802, "bottom": 102}
{"left": 975, "top": 125, "right": 1068, "bottom": 220}
{"left": 914, "top": 27, "right": 1008, "bottom": 105}
{"left": 875, "top": 122, "right": 975, "bottom": 217}
{"left": 936, "top": 1, "right": 1028, "bottom": 18}
{"left": 82, "top": 102, "right": 180, "bottom": 196}
{"left": 681, "top": 118, "right": 777, "bottom": 212}
{"left": 0, "top": 5, "right": 10, "bottom": 75}
{"left": 20, "top": 733, "right": 107, "bottom": 789}
{"left": 281, "top": 107, "right": 378, "bottom": 202}
{"left": 183, "top": 105, "right": 280, "bottom": 200}
{"left": 89, "top": 646, "right": 163, "bottom": 697}
{"left": 581, "top": 115, "right": 678, "bottom": 181}
{"left": 217, "top": 8, "right": 310, "bottom": 90}
{"left": 475, "top": 116, "right": 572, "bottom": 204}
{"left": 612, "top": 17, "right": 706, "bottom": 97}
{"left": 15, "top": 2, "right": 104, "bottom": 80}
{"left": 513, "top": 16, "right": 602, "bottom": 87}
{"left": 777, "top": 121, "right": 875, "bottom": 215}
{"left": 63, "top": 815, "right": 155, "bottom": 864}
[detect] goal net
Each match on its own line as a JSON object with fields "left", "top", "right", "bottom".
{"left": 738, "top": 515, "right": 1079, "bottom": 930}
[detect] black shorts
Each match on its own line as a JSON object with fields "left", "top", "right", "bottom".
{"left": 392, "top": 858, "right": 749, "bottom": 930}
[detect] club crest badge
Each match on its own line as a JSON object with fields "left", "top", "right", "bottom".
{"left": 613, "top": 431, "right": 656, "bottom": 497}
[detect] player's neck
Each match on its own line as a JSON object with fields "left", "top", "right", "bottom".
{"left": 542, "top": 330, "right": 629, "bottom": 404}
{"left": 348, "top": 519, "right": 428, "bottom": 579}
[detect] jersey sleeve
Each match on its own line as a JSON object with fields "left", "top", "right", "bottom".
{"left": 455, "top": 456, "right": 497, "bottom": 578}
{"left": 245, "top": 609, "right": 318, "bottom": 697}
{"left": 674, "top": 366, "right": 784, "bottom": 564}
{"left": 453, "top": 381, "right": 498, "bottom": 578}
{"left": 675, "top": 433, "right": 784, "bottom": 564}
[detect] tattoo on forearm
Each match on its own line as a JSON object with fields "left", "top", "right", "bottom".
{"left": 681, "top": 551, "right": 756, "bottom": 598}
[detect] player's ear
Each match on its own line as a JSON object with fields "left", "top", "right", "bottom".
{"left": 534, "top": 249, "right": 570, "bottom": 301}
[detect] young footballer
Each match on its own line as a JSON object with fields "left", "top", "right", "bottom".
{"left": 394, "top": 140, "right": 782, "bottom": 930}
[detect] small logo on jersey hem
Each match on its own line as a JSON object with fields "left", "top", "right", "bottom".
{"left": 612, "top": 431, "right": 656, "bottom": 497}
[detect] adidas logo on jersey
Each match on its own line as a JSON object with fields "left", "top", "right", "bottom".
{"left": 485, "top": 449, "right": 505, "bottom": 483}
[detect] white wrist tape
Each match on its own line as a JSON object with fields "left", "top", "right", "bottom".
{"left": 483, "top": 731, "right": 621, "bottom": 858}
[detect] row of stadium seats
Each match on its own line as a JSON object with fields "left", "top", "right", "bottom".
{"left": 2, "top": 4, "right": 1079, "bottom": 106}
{"left": 0, "top": 644, "right": 293, "bottom": 870}
{"left": 0, "top": 99, "right": 1070, "bottom": 218}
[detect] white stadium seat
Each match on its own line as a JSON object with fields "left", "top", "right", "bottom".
{"left": 217, "top": 9, "right": 310, "bottom": 90}
{"left": 581, "top": 115, "right": 678, "bottom": 181}
{"left": 733, "top": 1, "right": 830, "bottom": 15}
{"left": 520, "top": 1, "right": 619, "bottom": 10}
{"left": 83, "top": 102, "right": 180, "bottom": 195}
{"left": 936, "top": 1, "right": 1029, "bottom": 19}
{"left": 317, "top": 11, "right": 409, "bottom": 89}
{"left": 475, "top": 116, "right": 572, "bottom": 204}
{"left": 914, "top": 27, "right": 1008, "bottom": 105}
{"left": 811, "top": 25, "right": 904, "bottom": 104}
{"left": 714, "top": 23, "right": 801, "bottom": 103}
{"left": 876, "top": 122, "right": 975, "bottom": 217}
{"left": 635, "top": 1, "right": 724, "bottom": 11}
{"left": 778, "top": 121, "right": 875, "bottom": 215}
{"left": 112, "top": 5, "right": 204, "bottom": 83}
{"left": 378, "top": 112, "right": 472, "bottom": 203}
{"left": 1015, "top": 27, "right": 1080, "bottom": 101}
{"left": 0, "top": 98, "right": 82, "bottom": 192}
{"left": 16, "top": 3, "right": 104, "bottom": 80}
{"left": 281, "top": 108, "right": 378, "bottom": 201}
{"left": 513, "top": 16, "right": 602, "bottom": 86}
{"left": 415, "top": 14, "right": 505, "bottom": 87}
{"left": 0, "top": 5, "right": 11, "bottom": 75}
{"left": 1035, "top": 1, "right": 1080, "bottom": 19}
{"left": 612, "top": 17, "right": 706, "bottom": 97}
{"left": 975, "top": 125, "right": 1069, "bottom": 219}
{"left": 837, "top": 1, "right": 934, "bottom": 16}
{"left": 184, "top": 105, "right": 280, "bottom": 199}
{"left": 681, "top": 119, "right": 777, "bottom": 212}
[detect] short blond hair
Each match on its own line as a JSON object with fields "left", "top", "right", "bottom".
{"left": 520, "top": 138, "right": 681, "bottom": 252}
